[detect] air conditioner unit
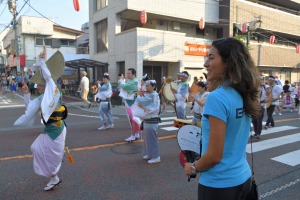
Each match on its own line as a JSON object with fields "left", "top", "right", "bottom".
{"left": 173, "top": 22, "right": 180, "bottom": 30}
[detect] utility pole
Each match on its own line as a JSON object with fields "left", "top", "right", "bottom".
{"left": 8, "top": 0, "right": 20, "bottom": 73}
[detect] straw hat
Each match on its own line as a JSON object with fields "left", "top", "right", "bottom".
{"left": 30, "top": 51, "right": 65, "bottom": 85}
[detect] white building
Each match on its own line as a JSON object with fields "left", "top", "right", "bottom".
{"left": 89, "top": 0, "right": 220, "bottom": 86}
{"left": 2, "top": 16, "right": 83, "bottom": 76}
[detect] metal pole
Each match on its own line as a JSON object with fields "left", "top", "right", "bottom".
{"left": 246, "top": 25, "right": 250, "bottom": 47}
{"left": 14, "top": 14, "right": 20, "bottom": 73}
{"left": 8, "top": 0, "right": 20, "bottom": 73}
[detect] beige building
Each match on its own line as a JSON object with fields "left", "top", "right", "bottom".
{"left": 226, "top": 0, "right": 300, "bottom": 83}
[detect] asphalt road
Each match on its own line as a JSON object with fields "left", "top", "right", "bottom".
{"left": 0, "top": 92, "right": 300, "bottom": 200}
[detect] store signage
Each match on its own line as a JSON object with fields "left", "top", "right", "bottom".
{"left": 184, "top": 43, "right": 211, "bottom": 56}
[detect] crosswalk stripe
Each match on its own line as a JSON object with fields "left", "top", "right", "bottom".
{"left": 159, "top": 121, "right": 174, "bottom": 126}
{"left": 261, "top": 126, "right": 297, "bottom": 135}
{"left": 246, "top": 133, "right": 300, "bottom": 153}
{"left": 161, "top": 127, "right": 178, "bottom": 131}
{"left": 271, "top": 150, "right": 300, "bottom": 166}
{"left": 160, "top": 116, "right": 193, "bottom": 121}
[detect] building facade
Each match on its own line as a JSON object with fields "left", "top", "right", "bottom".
{"left": 227, "top": 0, "right": 300, "bottom": 83}
{"left": 89, "top": 0, "right": 300, "bottom": 85}
{"left": 2, "top": 16, "right": 83, "bottom": 76}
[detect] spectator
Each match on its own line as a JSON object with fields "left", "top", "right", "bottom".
{"left": 1, "top": 74, "right": 8, "bottom": 97}
{"left": 199, "top": 76, "right": 206, "bottom": 84}
{"left": 190, "top": 76, "right": 199, "bottom": 95}
{"left": 16, "top": 72, "right": 23, "bottom": 91}
{"left": 282, "top": 90, "right": 295, "bottom": 112}
{"left": 77, "top": 71, "right": 92, "bottom": 108}
{"left": 282, "top": 80, "right": 290, "bottom": 93}
{"left": 184, "top": 38, "right": 260, "bottom": 199}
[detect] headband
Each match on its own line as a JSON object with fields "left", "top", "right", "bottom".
{"left": 145, "top": 80, "right": 156, "bottom": 86}
{"left": 181, "top": 72, "right": 189, "bottom": 78}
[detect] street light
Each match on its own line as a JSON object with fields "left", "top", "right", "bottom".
{"left": 7, "top": 0, "right": 20, "bottom": 73}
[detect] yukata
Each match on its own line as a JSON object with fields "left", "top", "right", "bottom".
{"left": 14, "top": 57, "right": 66, "bottom": 178}
{"left": 191, "top": 91, "right": 209, "bottom": 127}
{"left": 136, "top": 91, "right": 160, "bottom": 159}
{"left": 97, "top": 82, "right": 113, "bottom": 125}
{"left": 175, "top": 81, "right": 189, "bottom": 119}
{"left": 119, "top": 78, "right": 141, "bottom": 133}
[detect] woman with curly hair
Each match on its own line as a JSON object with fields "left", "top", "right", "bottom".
{"left": 184, "top": 38, "right": 260, "bottom": 199}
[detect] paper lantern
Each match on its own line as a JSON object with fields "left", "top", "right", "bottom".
{"left": 199, "top": 17, "right": 205, "bottom": 30}
{"left": 269, "top": 35, "right": 275, "bottom": 44}
{"left": 73, "top": 0, "right": 80, "bottom": 12}
{"left": 241, "top": 23, "right": 247, "bottom": 33}
{"left": 140, "top": 10, "right": 147, "bottom": 25}
{"left": 296, "top": 44, "right": 300, "bottom": 53}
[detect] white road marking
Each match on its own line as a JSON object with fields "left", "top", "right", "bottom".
{"left": 0, "top": 105, "right": 25, "bottom": 108}
{"left": 68, "top": 113, "right": 119, "bottom": 119}
{"left": 160, "top": 116, "right": 193, "bottom": 121}
{"left": 159, "top": 121, "right": 174, "bottom": 126}
{"left": 2, "top": 100, "right": 9, "bottom": 104}
{"left": 246, "top": 133, "right": 300, "bottom": 153}
{"left": 161, "top": 127, "right": 178, "bottom": 131}
{"left": 271, "top": 149, "right": 300, "bottom": 166}
{"left": 261, "top": 126, "right": 297, "bottom": 135}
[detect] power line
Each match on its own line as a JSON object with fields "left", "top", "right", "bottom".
{"left": 22, "top": 0, "right": 63, "bottom": 27}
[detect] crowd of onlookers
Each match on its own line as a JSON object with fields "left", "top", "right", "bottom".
{"left": 0, "top": 72, "right": 38, "bottom": 98}
{"left": 267, "top": 76, "right": 299, "bottom": 114}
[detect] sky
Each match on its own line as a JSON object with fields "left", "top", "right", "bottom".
{"left": 0, "top": 0, "right": 89, "bottom": 32}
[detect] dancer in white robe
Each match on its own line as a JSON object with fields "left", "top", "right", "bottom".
{"left": 14, "top": 48, "right": 66, "bottom": 191}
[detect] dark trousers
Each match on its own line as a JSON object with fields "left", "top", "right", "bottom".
{"left": 266, "top": 105, "right": 276, "bottom": 127}
{"left": 198, "top": 177, "right": 251, "bottom": 200}
{"left": 252, "top": 106, "right": 265, "bottom": 136}
{"left": 295, "top": 98, "right": 299, "bottom": 108}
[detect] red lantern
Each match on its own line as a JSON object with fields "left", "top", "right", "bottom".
{"left": 140, "top": 10, "right": 147, "bottom": 25}
{"left": 73, "top": 0, "right": 80, "bottom": 12}
{"left": 241, "top": 23, "right": 247, "bottom": 33}
{"left": 199, "top": 17, "right": 205, "bottom": 30}
{"left": 269, "top": 35, "right": 275, "bottom": 44}
{"left": 296, "top": 44, "right": 300, "bottom": 53}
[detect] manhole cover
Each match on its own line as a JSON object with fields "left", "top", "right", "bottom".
{"left": 111, "top": 143, "right": 142, "bottom": 154}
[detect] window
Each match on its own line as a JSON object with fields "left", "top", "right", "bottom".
{"left": 69, "top": 40, "right": 76, "bottom": 47}
{"left": 96, "top": 0, "right": 108, "bottom": 11}
{"left": 44, "top": 39, "right": 52, "bottom": 46}
{"left": 95, "top": 19, "right": 108, "bottom": 53}
{"left": 61, "top": 39, "right": 69, "bottom": 46}
{"left": 35, "top": 38, "right": 52, "bottom": 46}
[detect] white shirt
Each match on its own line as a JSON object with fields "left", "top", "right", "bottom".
{"left": 192, "top": 91, "right": 209, "bottom": 115}
{"left": 80, "top": 76, "right": 89, "bottom": 91}
{"left": 271, "top": 85, "right": 283, "bottom": 105}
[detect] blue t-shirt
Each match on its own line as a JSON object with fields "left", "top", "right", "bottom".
{"left": 200, "top": 85, "right": 251, "bottom": 188}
